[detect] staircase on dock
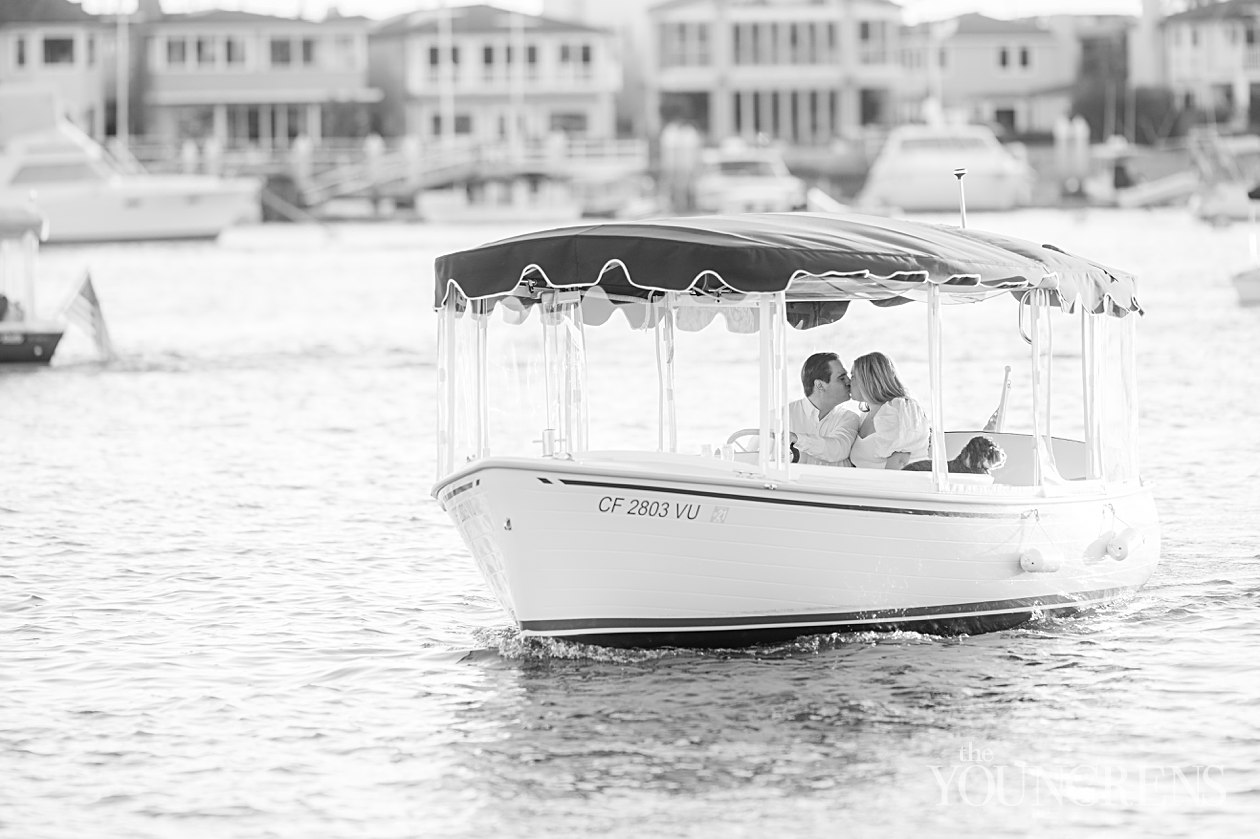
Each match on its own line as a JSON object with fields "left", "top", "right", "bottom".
{"left": 298, "top": 137, "right": 649, "bottom": 208}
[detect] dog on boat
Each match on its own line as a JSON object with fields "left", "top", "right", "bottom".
{"left": 902, "top": 435, "right": 1006, "bottom": 475}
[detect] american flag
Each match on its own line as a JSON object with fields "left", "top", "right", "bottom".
{"left": 62, "top": 273, "right": 115, "bottom": 361}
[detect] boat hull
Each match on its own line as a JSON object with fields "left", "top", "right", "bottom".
{"left": 0, "top": 326, "right": 63, "bottom": 364}
{"left": 435, "top": 456, "right": 1161, "bottom": 647}
{"left": 5, "top": 177, "right": 261, "bottom": 243}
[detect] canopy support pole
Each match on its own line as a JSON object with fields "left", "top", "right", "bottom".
{"left": 757, "top": 292, "right": 789, "bottom": 478}
{"left": 1028, "top": 289, "right": 1060, "bottom": 487}
{"left": 437, "top": 297, "right": 457, "bottom": 476}
{"left": 926, "top": 283, "right": 947, "bottom": 491}
{"left": 655, "top": 295, "right": 677, "bottom": 453}
{"left": 474, "top": 298, "right": 489, "bottom": 459}
{"left": 1082, "top": 309, "right": 1102, "bottom": 479}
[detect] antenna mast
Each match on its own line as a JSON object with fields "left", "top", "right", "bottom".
{"left": 953, "top": 167, "right": 967, "bottom": 228}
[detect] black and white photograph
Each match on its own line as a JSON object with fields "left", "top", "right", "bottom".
{"left": 3, "top": 0, "right": 1258, "bottom": 836}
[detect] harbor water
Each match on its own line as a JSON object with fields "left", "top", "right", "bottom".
{"left": 3, "top": 209, "right": 1259, "bottom": 837}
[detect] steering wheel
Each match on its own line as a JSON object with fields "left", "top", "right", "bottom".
{"left": 725, "top": 428, "right": 762, "bottom": 453}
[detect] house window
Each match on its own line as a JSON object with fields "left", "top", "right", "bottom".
{"left": 333, "top": 34, "right": 355, "bottom": 69}
{"left": 1020, "top": 47, "right": 1029, "bottom": 68}
{"left": 87, "top": 36, "right": 95, "bottom": 66}
{"left": 560, "top": 44, "right": 572, "bottom": 64}
{"left": 270, "top": 38, "right": 291, "bottom": 67}
{"left": 226, "top": 37, "right": 245, "bottom": 65}
{"left": 167, "top": 37, "right": 186, "bottom": 66}
{"left": 43, "top": 37, "right": 76, "bottom": 65}
{"left": 434, "top": 114, "right": 471, "bottom": 135}
{"left": 301, "top": 38, "right": 316, "bottom": 66}
{"left": 526, "top": 44, "right": 537, "bottom": 79}
{"left": 197, "top": 36, "right": 216, "bottom": 66}
{"left": 549, "top": 112, "right": 588, "bottom": 134}
{"left": 999, "top": 47, "right": 1008, "bottom": 68}
{"left": 16, "top": 36, "right": 26, "bottom": 67}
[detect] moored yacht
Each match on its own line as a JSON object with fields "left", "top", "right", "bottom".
{"left": 0, "top": 87, "right": 261, "bottom": 244}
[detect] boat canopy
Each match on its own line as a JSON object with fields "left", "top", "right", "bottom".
{"left": 435, "top": 212, "right": 1142, "bottom": 328}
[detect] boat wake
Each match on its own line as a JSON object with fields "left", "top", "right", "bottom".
{"left": 467, "top": 624, "right": 958, "bottom": 663}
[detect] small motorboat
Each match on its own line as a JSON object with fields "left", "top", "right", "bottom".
{"left": 692, "top": 140, "right": 807, "bottom": 214}
{"left": 0, "top": 204, "right": 63, "bottom": 364}
{"left": 858, "top": 124, "right": 1033, "bottom": 212}
{"left": 431, "top": 211, "right": 1159, "bottom": 648}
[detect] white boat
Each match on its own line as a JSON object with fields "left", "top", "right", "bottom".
{"left": 431, "top": 212, "right": 1159, "bottom": 647}
{"left": 0, "top": 204, "right": 63, "bottom": 364}
{"left": 692, "top": 142, "right": 807, "bottom": 213}
{"left": 0, "top": 87, "right": 261, "bottom": 244}
{"left": 859, "top": 124, "right": 1034, "bottom": 212}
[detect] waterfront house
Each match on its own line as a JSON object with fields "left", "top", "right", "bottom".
{"left": 141, "top": 9, "right": 380, "bottom": 149}
{"left": 369, "top": 4, "right": 620, "bottom": 142}
{"left": 1161, "top": 0, "right": 1260, "bottom": 129}
{"left": 541, "top": 0, "right": 656, "bottom": 138}
{"left": 900, "top": 13, "right": 1077, "bottom": 137}
{"left": 0, "top": 0, "right": 108, "bottom": 139}
{"left": 648, "top": 0, "right": 903, "bottom": 144}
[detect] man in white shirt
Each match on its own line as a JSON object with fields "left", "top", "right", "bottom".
{"left": 786, "top": 352, "right": 862, "bottom": 467}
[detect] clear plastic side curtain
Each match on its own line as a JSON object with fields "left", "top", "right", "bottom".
{"left": 926, "top": 284, "right": 948, "bottom": 490}
{"left": 541, "top": 290, "right": 588, "bottom": 457}
{"left": 1082, "top": 310, "right": 1103, "bottom": 479}
{"left": 1090, "top": 312, "right": 1139, "bottom": 482}
{"left": 1028, "top": 289, "right": 1065, "bottom": 486}
{"left": 436, "top": 295, "right": 489, "bottom": 477}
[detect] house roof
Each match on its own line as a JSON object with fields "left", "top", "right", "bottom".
{"left": 155, "top": 9, "right": 365, "bottom": 26}
{"left": 650, "top": 0, "right": 897, "bottom": 11}
{"left": 1165, "top": 0, "right": 1260, "bottom": 23}
{"left": 374, "top": 3, "right": 607, "bottom": 39}
{"left": 953, "top": 13, "right": 1054, "bottom": 37}
{"left": 0, "top": 0, "right": 97, "bottom": 25}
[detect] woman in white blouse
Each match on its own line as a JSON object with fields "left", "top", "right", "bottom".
{"left": 848, "top": 351, "right": 931, "bottom": 469}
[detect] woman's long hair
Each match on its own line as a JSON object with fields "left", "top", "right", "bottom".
{"left": 852, "top": 352, "right": 908, "bottom": 405}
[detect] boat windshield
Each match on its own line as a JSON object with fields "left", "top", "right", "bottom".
{"left": 8, "top": 162, "right": 109, "bottom": 186}
{"left": 710, "top": 160, "right": 780, "bottom": 177}
{"left": 897, "top": 136, "right": 993, "bottom": 153}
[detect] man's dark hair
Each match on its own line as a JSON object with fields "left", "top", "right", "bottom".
{"left": 800, "top": 352, "right": 839, "bottom": 397}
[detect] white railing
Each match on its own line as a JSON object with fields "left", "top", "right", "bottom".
{"left": 119, "top": 135, "right": 648, "bottom": 204}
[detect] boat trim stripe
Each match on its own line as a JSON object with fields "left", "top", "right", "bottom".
{"left": 519, "top": 588, "right": 1131, "bottom": 633}
{"left": 557, "top": 478, "right": 1024, "bottom": 518}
